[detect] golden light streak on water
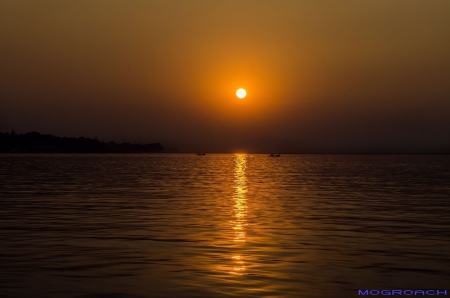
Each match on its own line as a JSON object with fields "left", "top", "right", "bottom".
{"left": 231, "top": 154, "right": 247, "bottom": 274}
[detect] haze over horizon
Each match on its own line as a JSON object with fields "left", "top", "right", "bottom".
{"left": 1, "top": 1, "right": 450, "bottom": 153}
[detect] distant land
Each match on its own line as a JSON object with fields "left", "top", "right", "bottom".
{"left": 0, "top": 131, "right": 165, "bottom": 153}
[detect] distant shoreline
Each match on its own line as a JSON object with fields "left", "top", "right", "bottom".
{"left": 1, "top": 152, "right": 449, "bottom": 156}
{"left": 0, "top": 131, "right": 167, "bottom": 153}
{"left": 1, "top": 131, "right": 449, "bottom": 155}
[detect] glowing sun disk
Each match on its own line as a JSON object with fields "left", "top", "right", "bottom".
{"left": 236, "top": 88, "right": 246, "bottom": 99}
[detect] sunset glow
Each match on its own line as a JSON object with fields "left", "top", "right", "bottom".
{"left": 1, "top": 1, "right": 449, "bottom": 153}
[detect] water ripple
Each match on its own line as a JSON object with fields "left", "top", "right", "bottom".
{"left": 1, "top": 154, "right": 449, "bottom": 298}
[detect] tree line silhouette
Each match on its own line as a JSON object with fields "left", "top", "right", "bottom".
{"left": 0, "top": 131, "right": 164, "bottom": 153}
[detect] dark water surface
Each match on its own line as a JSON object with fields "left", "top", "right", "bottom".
{"left": 1, "top": 154, "right": 449, "bottom": 298}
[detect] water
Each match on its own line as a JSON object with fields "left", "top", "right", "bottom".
{"left": 0, "top": 154, "right": 449, "bottom": 298}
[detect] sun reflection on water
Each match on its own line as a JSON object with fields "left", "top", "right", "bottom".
{"left": 231, "top": 154, "right": 247, "bottom": 275}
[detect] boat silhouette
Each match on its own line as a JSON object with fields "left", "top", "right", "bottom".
{"left": 269, "top": 154, "right": 281, "bottom": 157}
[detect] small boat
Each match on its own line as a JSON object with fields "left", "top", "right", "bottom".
{"left": 269, "top": 154, "right": 280, "bottom": 157}
{"left": 197, "top": 153, "right": 206, "bottom": 156}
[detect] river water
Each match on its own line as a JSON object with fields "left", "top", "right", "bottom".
{"left": 0, "top": 154, "right": 449, "bottom": 297}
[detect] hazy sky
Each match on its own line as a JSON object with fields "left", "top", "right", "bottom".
{"left": 1, "top": 0, "right": 450, "bottom": 153}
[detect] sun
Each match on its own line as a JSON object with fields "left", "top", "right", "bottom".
{"left": 236, "top": 88, "right": 246, "bottom": 99}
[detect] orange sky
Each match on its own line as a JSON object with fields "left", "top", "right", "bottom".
{"left": 1, "top": 0, "right": 450, "bottom": 153}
